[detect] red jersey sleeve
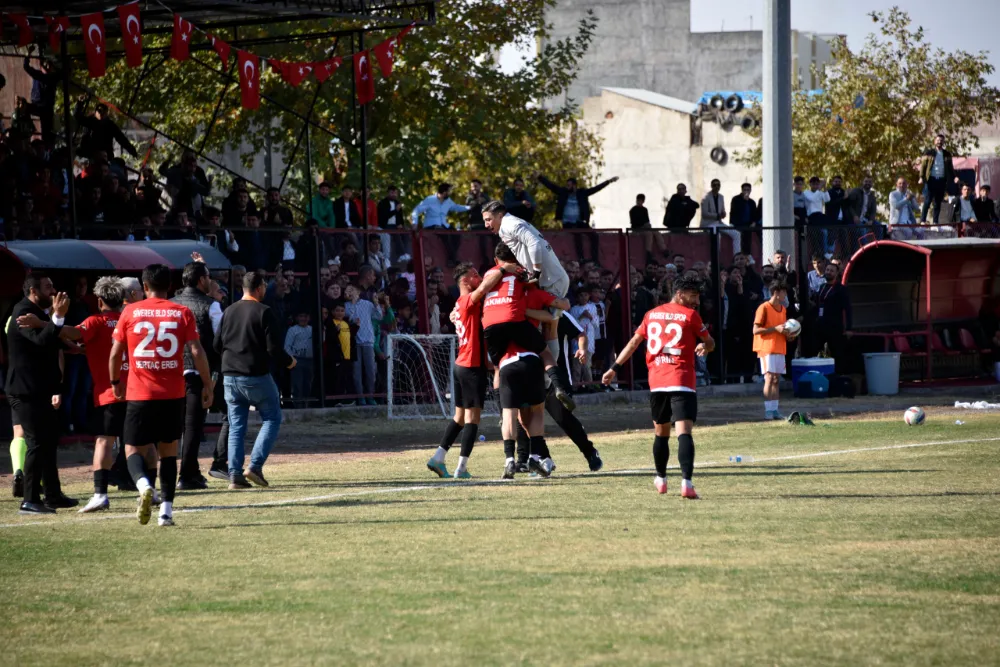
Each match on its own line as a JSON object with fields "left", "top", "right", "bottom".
{"left": 78, "top": 315, "right": 100, "bottom": 344}
{"left": 525, "top": 287, "right": 556, "bottom": 310}
{"left": 635, "top": 311, "right": 649, "bottom": 339}
{"left": 691, "top": 310, "right": 707, "bottom": 336}
{"left": 181, "top": 308, "right": 198, "bottom": 343}
{"left": 112, "top": 309, "right": 129, "bottom": 343}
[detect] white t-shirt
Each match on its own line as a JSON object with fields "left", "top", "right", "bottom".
{"left": 803, "top": 190, "right": 831, "bottom": 216}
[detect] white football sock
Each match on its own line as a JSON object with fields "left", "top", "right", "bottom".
{"left": 682, "top": 479, "right": 694, "bottom": 489}
{"left": 456, "top": 456, "right": 469, "bottom": 473}
{"left": 136, "top": 477, "right": 151, "bottom": 493}
{"left": 432, "top": 447, "right": 448, "bottom": 464}
{"left": 160, "top": 500, "right": 172, "bottom": 516}
{"left": 505, "top": 457, "right": 515, "bottom": 465}
{"left": 529, "top": 454, "right": 541, "bottom": 462}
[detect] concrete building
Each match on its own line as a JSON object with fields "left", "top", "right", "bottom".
{"left": 581, "top": 88, "right": 761, "bottom": 230}
{"left": 541, "top": 0, "right": 836, "bottom": 108}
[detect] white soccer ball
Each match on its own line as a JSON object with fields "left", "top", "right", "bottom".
{"left": 784, "top": 319, "right": 802, "bottom": 337}
{"left": 903, "top": 406, "right": 925, "bottom": 426}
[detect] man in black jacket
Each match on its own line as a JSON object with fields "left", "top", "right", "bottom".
{"left": 730, "top": 183, "right": 760, "bottom": 254}
{"left": 214, "top": 271, "right": 297, "bottom": 489}
{"left": 6, "top": 275, "right": 77, "bottom": 514}
{"left": 972, "top": 185, "right": 999, "bottom": 225}
{"left": 377, "top": 185, "right": 410, "bottom": 261}
{"left": 536, "top": 172, "right": 618, "bottom": 262}
{"left": 918, "top": 134, "right": 960, "bottom": 224}
{"left": 74, "top": 98, "right": 138, "bottom": 162}
{"left": 172, "top": 260, "right": 223, "bottom": 490}
{"left": 808, "top": 262, "right": 853, "bottom": 372}
{"left": 22, "top": 47, "right": 59, "bottom": 143}
{"left": 663, "top": 184, "right": 700, "bottom": 230}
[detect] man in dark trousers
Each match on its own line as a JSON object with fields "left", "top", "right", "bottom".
{"left": 515, "top": 310, "right": 603, "bottom": 473}
{"left": 172, "top": 258, "right": 223, "bottom": 490}
{"left": 808, "top": 262, "right": 853, "bottom": 372}
{"left": 730, "top": 183, "right": 760, "bottom": 254}
{"left": 214, "top": 271, "right": 297, "bottom": 489}
{"left": 536, "top": 171, "right": 618, "bottom": 262}
{"left": 919, "top": 134, "right": 960, "bottom": 224}
{"left": 6, "top": 275, "right": 77, "bottom": 514}
{"left": 74, "top": 97, "right": 138, "bottom": 162}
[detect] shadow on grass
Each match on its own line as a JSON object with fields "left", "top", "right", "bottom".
{"left": 187, "top": 514, "right": 569, "bottom": 530}
{"left": 774, "top": 491, "right": 998, "bottom": 500}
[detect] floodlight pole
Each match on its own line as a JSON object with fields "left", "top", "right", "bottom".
{"left": 358, "top": 30, "right": 371, "bottom": 265}
{"left": 60, "top": 32, "right": 78, "bottom": 239}
{"left": 762, "top": 0, "right": 794, "bottom": 266}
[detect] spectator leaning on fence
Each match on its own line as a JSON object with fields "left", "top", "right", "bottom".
{"left": 973, "top": 185, "right": 999, "bottom": 224}
{"left": 803, "top": 177, "right": 831, "bottom": 224}
{"left": 412, "top": 182, "right": 468, "bottom": 267}
{"left": 954, "top": 184, "right": 978, "bottom": 224}
{"left": 889, "top": 177, "right": 921, "bottom": 239}
{"left": 700, "top": 179, "right": 727, "bottom": 227}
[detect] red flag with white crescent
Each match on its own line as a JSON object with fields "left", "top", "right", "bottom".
{"left": 80, "top": 12, "right": 107, "bottom": 78}
{"left": 354, "top": 50, "right": 375, "bottom": 105}
{"left": 312, "top": 56, "right": 342, "bottom": 83}
{"left": 171, "top": 14, "right": 194, "bottom": 61}
{"left": 209, "top": 34, "right": 231, "bottom": 69}
{"left": 44, "top": 16, "right": 70, "bottom": 53}
{"left": 237, "top": 50, "right": 261, "bottom": 110}
{"left": 284, "top": 62, "right": 313, "bottom": 87}
{"left": 8, "top": 13, "right": 33, "bottom": 48}
{"left": 118, "top": 2, "right": 143, "bottom": 68}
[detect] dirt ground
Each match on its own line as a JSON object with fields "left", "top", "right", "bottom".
{"left": 4, "top": 390, "right": 992, "bottom": 487}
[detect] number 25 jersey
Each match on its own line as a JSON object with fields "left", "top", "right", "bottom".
{"left": 113, "top": 297, "right": 199, "bottom": 401}
{"left": 637, "top": 302, "right": 706, "bottom": 393}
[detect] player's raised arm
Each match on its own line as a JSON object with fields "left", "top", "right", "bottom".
{"left": 697, "top": 330, "right": 716, "bottom": 356}
{"left": 469, "top": 269, "right": 503, "bottom": 304}
{"left": 602, "top": 331, "right": 645, "bottom": 385}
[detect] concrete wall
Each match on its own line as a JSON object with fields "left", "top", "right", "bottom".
{"left": 581, "top": 90, "right": 762, "bottom": 230}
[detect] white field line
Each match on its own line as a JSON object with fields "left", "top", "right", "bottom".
{"left": 1, "top": 436, "right": 997, "bottom": 530}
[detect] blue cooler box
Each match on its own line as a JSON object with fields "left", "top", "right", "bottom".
{"left": 796, "top": 371, "right": 830, "bottom": 398}
{"left": 791, "top": 358, "right": 835, "bottom": 394}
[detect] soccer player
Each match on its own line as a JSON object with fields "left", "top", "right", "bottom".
{"left": 752, "top": 279, "right": 792, "bottom": 420}
{"left": 427, "top": 262, "right": 486, "bottom": 479}
{"left": 109, "top": 264, "right": 214, "bottom": 527}
{"left": 473, "top": 241, "right": 575, "bottom": 410}
{"left": 602, "top": 276, "right": 715, "bottom": 498}
{"left": 20, "top": 278, "right": 130, "bottom": 512}
{"left": 497, "top": 336, "right": 551, "bottom": 480}
{"left": 481, "top": 201, "right": 575, "bottom": 409}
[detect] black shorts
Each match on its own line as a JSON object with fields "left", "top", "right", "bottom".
{"left": 454, "top": 366, "right": 487, "bottom": 409}
{"left": 484, "top": 321, "right": 546, "bottom": 367}
{"left": 124, "top": 398, "right": 184, "bottom": 446}
{"left": 649, "top": 391, "right": 698, "bottom": 425}
{"left": 94, "top": 402, "right": 126, "bottom": 437}
{"left": 499, "top": 355, "right": 546, "bottom": 409}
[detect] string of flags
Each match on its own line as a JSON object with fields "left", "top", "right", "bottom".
{"left": 0, "top": 3, "right": 414, "bottom": 109}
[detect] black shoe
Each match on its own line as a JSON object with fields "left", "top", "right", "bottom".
{"left": 12, "top": 470, "right": 23, "bottom": 498}
{"left": 44, "top": 494, "right": 79, "bottom": 510}
{"left": 553, "top": 385, "right": 576, "bottom": 412}
{"left": 587, "top": 449, "right": 604, "bottom": 473}
{"left": 502, "top": 460, "right": 516, "bottom": 480}
{"left": 229, "top": 472, "right": 252, "bottom": 490}
{"left": 245, "top": 468, "right": 269, "bottom": 488}
{"left": 19, "top": 502, "right": 56, "bottom": 515}
{"left": 528, "top": 457, "right": 550, "bottom": 478}
{"left": 176, "top": 476, "right": 208, "bottom": 491}
{"left": 208, "top": 467, "right": 229, "bottom": 481}
{"left": 515, "top": 461, "right": 529, "bottom": 474}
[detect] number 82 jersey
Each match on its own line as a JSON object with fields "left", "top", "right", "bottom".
{"left": 113, "top": 297, "right": 199, "bottom": 401}
{"left": 637, "top": 302, "right": 706, "bottom": 393}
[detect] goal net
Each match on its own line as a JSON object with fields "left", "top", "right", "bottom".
{"left": 386, "top": 334, "right": 500, "bottom": 419}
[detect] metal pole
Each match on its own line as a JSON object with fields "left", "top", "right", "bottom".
{"left": 60, "top": 32, "right": 78, "bottom": 238}
{"left": 359, "top": 31, "right": 370, "bottom": 248}
{"left": 305, "top": 123, "right": 313, "bottom": 208}
{"left": 709, "top": 228, "right": 725, "bottom": 383}
{"left": 314, "top": 231, "right": 326, "bottom": 407}
{"left": 762, "top": 0, "right": 794, "bottom": 260}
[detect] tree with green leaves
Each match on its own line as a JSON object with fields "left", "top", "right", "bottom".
{"left": 80, "top": 0, "right": 601, "bottom": 224}
{"left": 738, "top": 7, "right": 1000, "bottom": 202}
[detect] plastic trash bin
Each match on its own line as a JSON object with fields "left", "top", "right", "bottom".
{"left": 863, "top": 352, "right": 901, "bottom": 395}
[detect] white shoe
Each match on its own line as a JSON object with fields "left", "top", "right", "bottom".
{"left": 79, "top": 495, "right": 109, "bottom": 513}
{"left": 158, "top": 514, "right": 175, "bottom": 527}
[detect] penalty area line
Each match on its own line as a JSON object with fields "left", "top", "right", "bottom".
{"left": 0, "top": 436, "right": 995, "bottom": 530}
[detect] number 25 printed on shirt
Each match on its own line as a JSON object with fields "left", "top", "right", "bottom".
{"left": 132, "top": 321, "right": 179, "bottom": 358}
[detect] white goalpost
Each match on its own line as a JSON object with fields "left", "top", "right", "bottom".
{"left": 386, "top": 334, "right": 500, "bottom": 420}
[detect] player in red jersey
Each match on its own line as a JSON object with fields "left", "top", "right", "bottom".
{"left": 602, "top": 276, "right": 715, "bottom": 498}
{"left": 109, "top": 264, "right": 214, "bottom": 527}
{"left": 473, "top": 242, "right": 576, "bottom": 411}
{"left": 427, "top": 262, "right": 487, "bottom": 479}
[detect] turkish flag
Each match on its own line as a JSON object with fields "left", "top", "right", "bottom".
{"left": 171, "top": 14, "right": 194, "bottom": 61}
{"left": 8, "top": 13, "right": 33, "bottom": 48}
{"left": 44, "top": 16, "right": 70, "bottom": 53}
{"left": 209, "top": 34, "right": 231, "bottom": 69}
{"left": 237, "top": 50, "right": 261, "bottom": 110}
{"left": 118, "top": 3, "right": 143, "bottom": 68}
{"left": 354, "top": 50, "right": 375, "bottom": 105}
{"left": 312, "top": 56, "right": 342, "bottom": 83}
{"left": 80, "top": 12, "right": 107, "bottom": 78}
{"left": 283, "top": 62, "right": 313, "bottom": 87}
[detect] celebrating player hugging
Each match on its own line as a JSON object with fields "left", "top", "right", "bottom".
{"left": 603, "top": 275, "right": 715, "bottom": 499}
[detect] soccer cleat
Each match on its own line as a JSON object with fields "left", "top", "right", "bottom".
{"left": 515, "top": 461, "right": 529, "bottom": 474}
{"left": 587, "top": 450, "right": 604, "bottom": 473}
{"left": 553, "top": 386, "right": 576, "bottom": 412}
{"left": 12, "top": 470, "right": 23, "bottom": 498}
{"left": 654, "top": 477, "right": 668, "bottom": 495}
{"left": 158, "top": 514, "right": 175, "bottom": 527}
{"left": 765, "top": 410, "right": 784, "bottom": 421}
{"left": 502, "top": 460, "right": 516, "bottom": 480}
{"left": 137, "top": 487, "right": 153, "bottom": 525}
{"left": 541, "top": 458, "right": 556, "bottom": 476}
{"left": 152, "top": 490, "right": 162, "bottom": 506}
{"left": 245, "top": 468, "right": 269, "bottom": 488}
{"left": 78, "top": 495, "right": 110, "bottom": 513}
{"left": 528, "top": 457, "right": 550, "bottom": 478}
{"left": 426, "top": 459, "right": 451, "bottom": 479}
{"left": 681, "top": 485, "right": 700, "bottom": 500}
{"left": 453, "top": 469, "right": 472, "bottom": 479}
